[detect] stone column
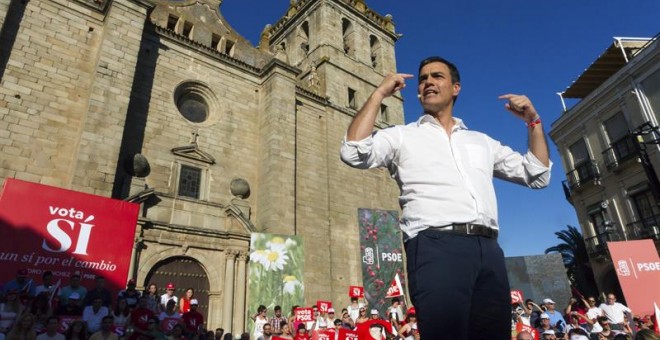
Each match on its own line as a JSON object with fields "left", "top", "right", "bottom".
{"left": 233, "top": 251, "right": 248, "bottom": 333}
{"left": 222, "top": 250, "right": 236, "bottom": 333}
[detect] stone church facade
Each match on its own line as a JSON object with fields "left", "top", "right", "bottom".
{"left": 0, "top": 0, "right": 403, "bottom": 333}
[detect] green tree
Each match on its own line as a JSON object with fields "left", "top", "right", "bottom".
{"left": 545, "top": 225, "right": 598, "bottom": 297}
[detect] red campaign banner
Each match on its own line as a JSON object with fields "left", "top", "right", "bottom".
{"left": 311, "top": 329, "right": 335, "bottom": 340}
{"left": 385, "top": 274, "right": 403, "bottom": 298}
{"left": 57, "top": 315, "right": 81, "bottom": 333}
{"left": 338, "top": 328, "right": 358, "bottom": 340}
{"left": 316, "top": 300, "right": 332, "bottom": 313}
{"left": 607, "top": 240, "right": 660, "bottom": 315}
{"left": 349, "top": 286, "right": 364, "bottom": 298}
{"left": 511, "top": 290, "right": 524, "bottom": 304}
{"left": 0, "top": 179, "right": 140, "bottom": 294}
{"left": 515, "top": 322, "right": 539, "bottom": 340}
{"left": 295, "top": 308, "right": 314, "bottom": 322}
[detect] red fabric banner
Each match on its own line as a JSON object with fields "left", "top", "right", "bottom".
{"left": 511, "top": 290, "right": 524, "bottom": 304}
{"left": 295, "top": 308, "right": 314, "bottom": 322}
{"left": 607, "top": 240, "right": 660, "bottom": 315}
{"left": 316, "top": 300, "right": 332, "bottom": 314}
{"left": 311, "top": 329, "right": 335, "bottom": 340}
{"left": 338, "top": 328, "right": 359, "bottom": 340}
{"left": 0, "top": 179, "right": 140, "bottom": 294}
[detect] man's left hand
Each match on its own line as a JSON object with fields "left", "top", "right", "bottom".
{"left": 498, "top": 94, "right": 539, "bottom": 123}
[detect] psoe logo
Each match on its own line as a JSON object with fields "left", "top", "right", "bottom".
{"left": 616, "top": 260, "right": 631, "bottom": 277}
{"left": 362, "top": 248, "right": 374, "bottom": 265}
{"left": 42, "top": 206, "right": 95, "bottom": 255}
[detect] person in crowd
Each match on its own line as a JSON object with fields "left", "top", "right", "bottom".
{"left": 307, "top": 305, "right": 326, "bottom": 331}
{"left": 541, "top": 329, "right": 557, "bottom": 340}
{"left": 565, "top": 297, "right": 588, "bottom": 325}
{"left": 143, "top": 284, "right": 159, "bottom": 315}
{"left": 135, "top": 316, "right": 167, "bottom": 340}
{"left": 166, "top": 325, "right": 185, "bottom": 340}
{"left": 564, "top": 313, "right": 591, "bottom": 335}
{"left": 82, "top": 297, "right": 110, "bottom": 334}
{"left": 536, "top": 313, "right": 557, "bottom": 335}
{"left": 129, "top": 297, "right": 155, "bottom": 339}
{"left": 220, "top": 334, "right": 232, "bottom": 340}
{"left": 292, "top": 324, "right": 309, "bottom": 340}
{"left": 89, "top": 316, "right": 117, "bottom": 340}
{"left": 543, "top": 298, "right": 566, "bottom": 334}
{"left": 269, "top": 306, "right": 286, "bottom": 336}
{"left": 112, "top": 298, "right": 131, "bottom": 332}
{"left": 582, "top": 296, "right": 603, "bottom": 334}
{"left": 177, "top": 289, "right": 193, "bottom": 315}
{"left": 566, "top": 328, "right": 590, "bottom": 340}
{"left": 59, "top": 275, "right": 86, "bottom": 308}
{"left": 34, "top": 272, "right": 57, "bottom": 299}
{"left": 29, "top": 293, "right": 53, "bottom": 331}
{"left": 256, "top": 323, "right": 272, "bottom": 340}
{"left": 2, "top": 270, "right": 36, "bottom": 302}
{"left": 355, "top": 308, "right": 368, "bottom": 325}
{"left": 158, "top": 300, "right": 181, "bottom": 335}
{"left": 84, "top": 277, "right": 112, "bottom": 308}
{"left": 287, "top": 306, "right": 299, "bottom": 333}
{"left": 65, "top": 320, "right": 88, "bottom": 340}
{"left": 397, "top": 310, "right": 417, "bottom": 340}
{"left": 159, "top": 285, "right": 177, "bottom": 314}
{"left": 214, "top": 328, "right": 224, "bottom": 340}
{"left": 55, "top": 293, "right": 82, "bottom": 317}
{"left": 633, "top": 315, "right": 655, "bottom": 332}
{"left": 346, "top": 298, "right": 365, "bottom": 323}
{"left": 634, "top": 329, "right": 660, "bottom": 340}
{"left": 339, "top": 310, "right": 355, "bottom": 330}
{"left": 599, "top": 294, "right": 632, "bottom": 331}
{"left": 5, "top": 313, "right": 36, "bottom": 340}
{"left": 35, "top": 316, "right": 64, "bottom": 340}
{"left": 278, "top": 321, "right": 293, "bottom": 339}
{"left": 516, "top": 330, "right": 533, "bottom": 340}
{"left": 1, "top": 289, "right": 26, "bottom": 334}
{"left": 386, "top": 298, "right": 403, "bottom": 326}
{"left": 181, "top": 299, "right": 203, "bottom": 336}
{"left": 251, "top": 305, "right": 268, "bottom": 339}
{"left": 596, "top": 316, "right": 619, "bottom": 340}
{"left": 117, "top": 281, "right": 141, "bottom": 310}
{"left": 324, "top": 308, "right": 336, "bottom": 328}
{"left": 523, "top": 299, "right": 544, "bottom": 328}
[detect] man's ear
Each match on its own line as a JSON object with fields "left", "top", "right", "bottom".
{"left": 453, "top": 82, "right": 461, "bottom": 97}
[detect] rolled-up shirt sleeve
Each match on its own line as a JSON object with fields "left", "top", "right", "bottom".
{"left": 490, "top": 137, "right": 552, "bottom": 189}
{"left": 340, "top": 127, "right": 399, "bottom": 169}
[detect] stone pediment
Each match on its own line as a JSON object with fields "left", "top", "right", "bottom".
{"left": 171, "top": 143, "right": 216, "bottom": 164}
{"left": 149, "top": 0, "right": 273, "bottom": 68}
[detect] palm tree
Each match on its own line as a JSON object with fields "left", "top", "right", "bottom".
{"left": 545, "top": 225, "right": 598, "bottom": 297}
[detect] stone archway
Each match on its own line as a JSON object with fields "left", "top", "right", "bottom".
{"left": 145, "top": 256, "right": 210, "bottom": 321}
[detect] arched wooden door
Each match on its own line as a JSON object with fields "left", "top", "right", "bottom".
{"left": 144, "top": 256, "right": 210, "bottom": 322}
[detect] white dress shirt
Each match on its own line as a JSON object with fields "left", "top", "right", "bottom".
{"left": 340, "top": 115, "right": 551, "bottom": 239}
{"left": 598, "top": 302, "right": 631, "bottom": 324}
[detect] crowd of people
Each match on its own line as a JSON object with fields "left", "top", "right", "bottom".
{"left": 511, "top": 293, "right": 658, "bottom": 340}
{"left": 0, "top": 270, "right": 216, "bottom": 340}
{"left": 2, "top": 269, "right": 658, "bottom": 340}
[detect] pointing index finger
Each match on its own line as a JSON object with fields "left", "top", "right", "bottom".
{"left": 498, "top": 94, "right": 516, "bottom": 100}
{"left": 399, "top": 73, "right": 414, "bottom": 79}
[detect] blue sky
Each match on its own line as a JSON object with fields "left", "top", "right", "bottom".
{"left": 221, "top": 1, "right": 660, "bottom": 257}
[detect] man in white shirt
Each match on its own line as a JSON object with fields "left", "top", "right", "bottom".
{"left": 346, "top": 297, "right": 365, "bottom": 322}
{"left": 82, "top": 297, "right": 110, "bottom": 333}
{"left": 582, "top": 296, "right": 602, "bottom": 333}
{"left": 159, "top": 283, "right": 178, "bottom": 312}
{"left": 36, "top": 316, "right": 65, "bottom": 340}
{"left": 598, "top": 293, "right": 632, "bottom": 331}
{"left": 340, "top": 56, "right": 551, "bottom": 340}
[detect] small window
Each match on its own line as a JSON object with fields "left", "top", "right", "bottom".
{"left": 167, "top": 15, "right": 178, "bottom": 31}
{"left": 176, "top": 91, "right": 208, "bottom": 123}
{"left": 211, "top": 34, "right": 221, "bottom": 51}
{"left": 178, "top": 165, "right": 202, "bottom": 199}
{"left": 348, "top": 88, "right": 357, "bottom": 109}
{"left": 182, "top": 21, "right": 193, "bottom": 39}
{"left": 380, "top": 104, "right": 389, "bottom": 122}
{"left": 224, "top": 40, "right": 235, "bottom": 56}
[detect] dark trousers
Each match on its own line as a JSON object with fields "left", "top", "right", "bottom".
{"left": 405, "top": 229, "right": 511, "bottom": 340}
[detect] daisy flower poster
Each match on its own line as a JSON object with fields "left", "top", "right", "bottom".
{"left": 247, "top": 233, "right": 304, "bottom": 328}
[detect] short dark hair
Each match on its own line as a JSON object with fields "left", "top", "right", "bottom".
{"left": 274, "top": 305, "right": 281, "bottom": 311}
{"left": 43, "top": 271, "right": 53, "bottom": 279}
{"left": 418, "top": 56, "right": 460, "bottom": 84}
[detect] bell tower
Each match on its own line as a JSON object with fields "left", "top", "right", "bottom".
{"left": 263, "top": 0, "right": 403, "bottom": 125}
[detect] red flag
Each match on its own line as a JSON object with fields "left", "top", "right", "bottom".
{"left": 316, "top": 300, "right": 332, "bottom": 314}
{"left": 511, "top": 290, "right": 523, "bottom": 304}
{"left": 385, "top": 273, "right": 403, "bottom": 298}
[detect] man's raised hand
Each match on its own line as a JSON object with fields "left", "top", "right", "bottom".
{"left": 498, "top": 94, "right": 539, "bottom": 123}
{"left": 376, "top": 73, "right": 414, "bottom": 98}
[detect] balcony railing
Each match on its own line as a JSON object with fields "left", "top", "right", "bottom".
{"left": 625, "top": 214, "right": 660, "bottom": 240}
{"left": 584, "top": 230, "right": 625, "bottom": 258}
{"left": 566, "top": 160, "right": 600, "bottom": 191}
{"left": 602, "top": 135, "right": 639, "bottom": 169}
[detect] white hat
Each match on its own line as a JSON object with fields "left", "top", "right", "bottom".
{"left": 190, "top": 299, "right": 198, "bottom": 305}
{"left": 542, "top": 329, "right": 555, "bottom": 335}
{"left": 543, "top": 298, "right": 555, "bottom": 304}
{"left": 540, "top": 313, "right": 550, "bottom": 319}
{"left": 370, "top": 309, "right": 379, "bottom": 315}
{"left": 328, "top": 308, "right": 335, "bottom": 313}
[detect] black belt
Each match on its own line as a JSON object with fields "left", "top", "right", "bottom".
{"left": 426, "top": 223, "right": 498, "bottom": 239}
